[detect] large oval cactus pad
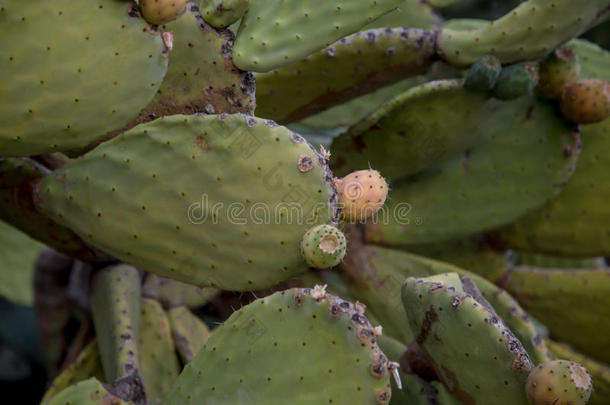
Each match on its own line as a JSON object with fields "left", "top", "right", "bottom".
{"left": 165, "top": 288, "right": 394, "bottom": 404}
{"left": 365, "top": 95, "right": 580, "bottom": 245}
{"left": 37, "top": 114, "right": 337, "bottom": 290}
{"left": 0, "top": 0, "right": 168, "bottom": 156}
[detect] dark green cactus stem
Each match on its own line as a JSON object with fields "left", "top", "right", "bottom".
{"left": 166, "top": 286, "right": 397, "bottom": 404}
{"left": 167, "top": 306, "right": 211, "bottom": 363}
{"left": 0, "top": 0, "right": 169, "bottom": 156}
{"left": 402, "top": 273, "right": 533, "bottom": 404}
{"left": 232, "top": 0, "right": 402, "bottom": 71}
{"left": 36, "top": 114, "right": 338, "bottom": 290}
{"left": 465, "top": 55, "right": 502, "bottom": 91}
{"left": 255, "top": 28, "right": 437, "bottom": 123}
{"left": 91, "top": 264, "right": 144, "bottom": 404}
{"left": 492, "top": 62, "right": 539, "bottom": 100}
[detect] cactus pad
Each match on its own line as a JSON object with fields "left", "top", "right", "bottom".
{"left": 363, "top": 94, "right": 580, "bottom": 245}
{"left": 199, "top": 0, "right": 249, "bottom": 28}
{"left": 255, "top": 27, "right": 436, "bottom": 123}
{"left": 402, "top": 274, "right": 532, "bottom": 405}
{"left": 37, "top": 114, "right": 337, "bottom": 290}
{"left": 232, "top": 0, "right": 402, "bottom": 71}
{"left": 166, "top": 287, "right": 395, "bottom": 404}
{"left": 142, "top": 273, "right": 218, "bottom": 309}
{"left": 438, "top": 0, "right": 610, "bottom": 66}
{"left": 0, "top": 0, "right": 168, "bottom": 156}
{"left": 91, "top": 265, "right": 142, "bottom": 383}
{"left": 43, "top": 377, "right": 130, "bottom": 405}
{"left": 139, "top": 298, "right": 180, "bottom": 405}
{"left": 167, "top": 306, "right": 211, "bottom": 363}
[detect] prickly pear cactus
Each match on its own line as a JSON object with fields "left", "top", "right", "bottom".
{"left": 526, "top": 360, "right": 592, "bottom": 405}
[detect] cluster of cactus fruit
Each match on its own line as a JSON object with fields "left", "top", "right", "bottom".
{"left": 1, "top": 0, "right": 610, "bottom": 404}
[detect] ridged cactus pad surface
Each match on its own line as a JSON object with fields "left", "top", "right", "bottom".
{"left": 37, "top": 114, "right": 337, "bottom": 290}
{"left": 166, "top": 287, "right": 394, "bottom": 404}
{"left": 0, "top": 0, "right": 168, "bottom": 156}
{"left": 43, "top": 377, "right": 130, "bottom": 405}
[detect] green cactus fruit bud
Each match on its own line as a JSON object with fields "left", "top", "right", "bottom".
{"left": 537, "top": 47, "right": 581, "bottom": 99}
{"left": 139, "top": 0, "right": 188, "bottom": 25}
{"left": 336, "top": 170, "right": 388, "bottom": 223}
{"left": 200, "top": 0, "right": 249, "bottom": 29}
{"left": 560, "top": 79, "right": 610, "bottom": 124}
{"left": 300, "top": 225, "right": 347, "bottom": 269}
{"left": 526, "top": 360, "right": 592, "bottom": 405}
{"left": 43, "top": 377, "right": 130, "bottom": 405}
{"left": 465, "top": 55, "right": 502, "bottom": 91}
{"left": 493, "top": 62, "right": 540, "bottom": 100}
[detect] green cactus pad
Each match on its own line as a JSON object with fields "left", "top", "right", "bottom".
{"left": 91, "top": 265, "right": 142, "bottom": 383}
{"left": 199, "top": 0, "right": 249, "bottom": 28}
{"left": 139, "top": 5, "right": 254, "bottom": 120}
{"left": 43, "top": 377, "right": 130, "bottom": 405}
{"left": 142, "top": 273, "right": 218, "bottom": 309}
{"left": 0, "top": 220, "right": 45, "bottom": 306}
{"left": 515, "top": 252, "right": 607, "bottom": 269}
{"left": 495, "top": 40, "right": 610, "bottom": 257}
{"left": 405, "top": 236, "right": 513, "bottom": 283}
{"left": 166, "top": 287, "right": 394, "bottom": 404}
{"left": 465, "top": 55, "right": 502, "bottom": 91}
{"left": 330, "top": 80, "right": 491, "bottom": 180}
{"left": 402, "top": 274, "right": 532, "bottom": 405}
{"left": 139, "top": 298, "right": 180, "bottom": 405}
{"left": 232, "top": 0, "right": 402, "bottom": 72}
{"left": 363, "top": 0, "right": 441, "bottom": 30}
{"left": 300, "top": 224, "right": 347, "bottom": 269}
{"left": 526, "top": 360, "right": 592, "bottom": 405}
{"left": 41, "top": 340, "right": 105, "bottom": 403}
{"left": 37, "top": 114, "right": 337, "bottom": 291}
{"left": 0, "top": 0, "right": 168, "bottom": 156}
{"left": 341, "top": 239, "right": 548, "bottom": 363}
{"left": 438, "top": 0, "right": 610, "bottom": 67}
{"left": 546, "top": 340, "right": 610, "bottom": 405}
{"left": 167, "top": 306, "right": 211, "bottom": 363}
{"left": 499, "top": 266, "right": 610, "bottom": 363}
{"left": 492, "top": 62, "right": 539, "bottom": 100}
{"left": 363, "top": 94, "right": 579, "bottom": 245}
{"left": 255, "top": 27, "right": 436, "bottom": 123}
